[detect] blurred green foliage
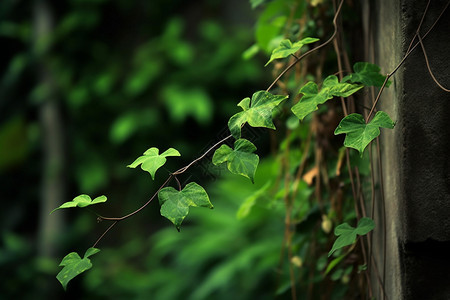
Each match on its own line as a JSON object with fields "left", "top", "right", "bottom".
{"left": 0, "top": 0, "right": 269, "bottom": 298}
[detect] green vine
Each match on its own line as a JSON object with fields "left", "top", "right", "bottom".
{"left": 49, "top": 0, "right": 450, "bottom": 298}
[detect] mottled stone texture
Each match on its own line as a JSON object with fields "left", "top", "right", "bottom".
{"left": 364, "top": 0, "right": 450, "bottom": 299}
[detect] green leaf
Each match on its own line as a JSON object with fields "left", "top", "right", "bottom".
{"left": 353, "top": 217, "right": 376, "bottom": 235}
{"left": 127, "top": 147, "right": 181, "bottom": 180}
{"left": 292, "top": 75, "right": 363, "bottom": 121}
{"left": 342, "top": 62, "right": 391, "bottom": 88}
{"left": 265, "top": 37, "right": 319, "bottom": 66}
{"left": 212, "top": 139, "right": 260, "bottom": 183}
{"left": 228, "top": 91, "right": 288, "bottom": 138}
{"left": 328, "top": 217, "right": 374, "bottom": 257}
{"left": 57, "top": 248, "right": 100, "bottom": 290}
{"left": 51, "top": 195, "right": 107, "bottom": 214}
{"left": 158, "top": 182, "right": 213, "bottom": 231}
{"left": 334, "top": 111, "right": 395, "bottom": 155}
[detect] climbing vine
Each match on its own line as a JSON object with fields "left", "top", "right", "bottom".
{"left": 50, "top": 0, "right": 450, "bottom": 298}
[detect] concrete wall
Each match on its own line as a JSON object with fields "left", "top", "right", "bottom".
{"left": 363, "top": 0, "right": 450, "bottom": 299}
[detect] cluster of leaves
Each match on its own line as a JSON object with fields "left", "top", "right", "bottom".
{"left": 52, "top": 52, "right": 393, "bottom": 289}
{"left": 81, "top": 161, "right": 285, "bottom": 299}
{"left": 1, "top": 0, "right": 269, "bottom": 296}
{"left": 42, "top": 0, "right": 395, "bottom": 295}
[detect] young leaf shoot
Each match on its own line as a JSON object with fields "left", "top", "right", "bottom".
{"left": 51, "top": 195, "right": 107, "bottom": 214}
{"left": 127, "top": 147, "right": 181, "bottom": 180}
{"left": 265, "top": 37, "right": 319, "bottom": 66}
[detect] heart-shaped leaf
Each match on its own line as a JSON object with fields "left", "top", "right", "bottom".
{"left": 158, "top": 182, "right": 213, "bottom": 231}
{"left": 57, "top": 248, "right": 100, "bottom": 290}
{"left": 265, "top": 37, "right": 319, "bottom": 66}
{"left": 334, "top": 111, "right": 395, "bottom": 156}
{"left": 342, "top": 62, "right": 391, "bottom": 88}
{"left": 128, "top": 147, "right": 180, "bottom": 180}
{"left": 328, "top": 217, "right": 374, "bottom": 257}
{"left": 228, "top": 91, "right": 287, "bottom": 138}
{"left": 212, "top": 139, "right": 259, "bottom": 183}
{"left": 292, "top": 75, "right": 363, "bottom": 121}
{"left": 51, "top": 195, "right": 107, "bottom": 214}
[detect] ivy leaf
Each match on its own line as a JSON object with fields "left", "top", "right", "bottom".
{"left": 292, "top": 75, "right": 363, "bottom": 121}
{"left": 265, "top": 37, "right": 319, "bottom": 66}
{"left": 334, "top": 111, "right": 395, "bottom": 156}
{"left": 127, "top": 147, "right": 180, "bottom": 180}
{"left": 342, "top": 62, "right": 391, "bottom": 88}
{"left": 51, "top": 195, "right": 107, "bottom": 214}
{"left": 212, "top": 139, "right": 259, "bottom": 183}
{"left": 57, "top": 248, "right": 100, "bottom": 290}
{"left": 328, "top": 217, "right": 374, "bottom": 257}
{"left": 158, "top": 182, "right": 213, "bottom": 231}
{"left": 228, "top": 91, "right": 288, "bottom": 138}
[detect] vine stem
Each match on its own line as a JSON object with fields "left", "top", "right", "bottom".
{"left": 172, "top": 134, "right": 232, "bottom": 175}
{"left": 88, "top": 0, "right": 345, "bottom": 250}
{"left": 417, "top": 32, "right": 450, "bottom": 92}
{"left": 362, "top": 2, "right": 450, "bottom": 298}
{"left": 92, "top": 221, "right": 118, "bottom": 248}
{"left": 376, "top": 137, "right": 387, "bottom": 298}
{"left": 92, "top": 133, "right": 233, "bottom": 246}
{"left": 366, "top": 0, "right": 450, "bottom": 122}
{"left": 97, "top": 174, "right": 174, "bottom": 222}
{"left": 174, "top": 176, "right": 182, "bottom": 191}
{"left": 86, "top": 0, "right": 444, "bottom": 257}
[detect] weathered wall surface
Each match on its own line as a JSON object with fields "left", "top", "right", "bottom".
{"left": 364, "top": 0, "right": 450, "bottom": 299}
